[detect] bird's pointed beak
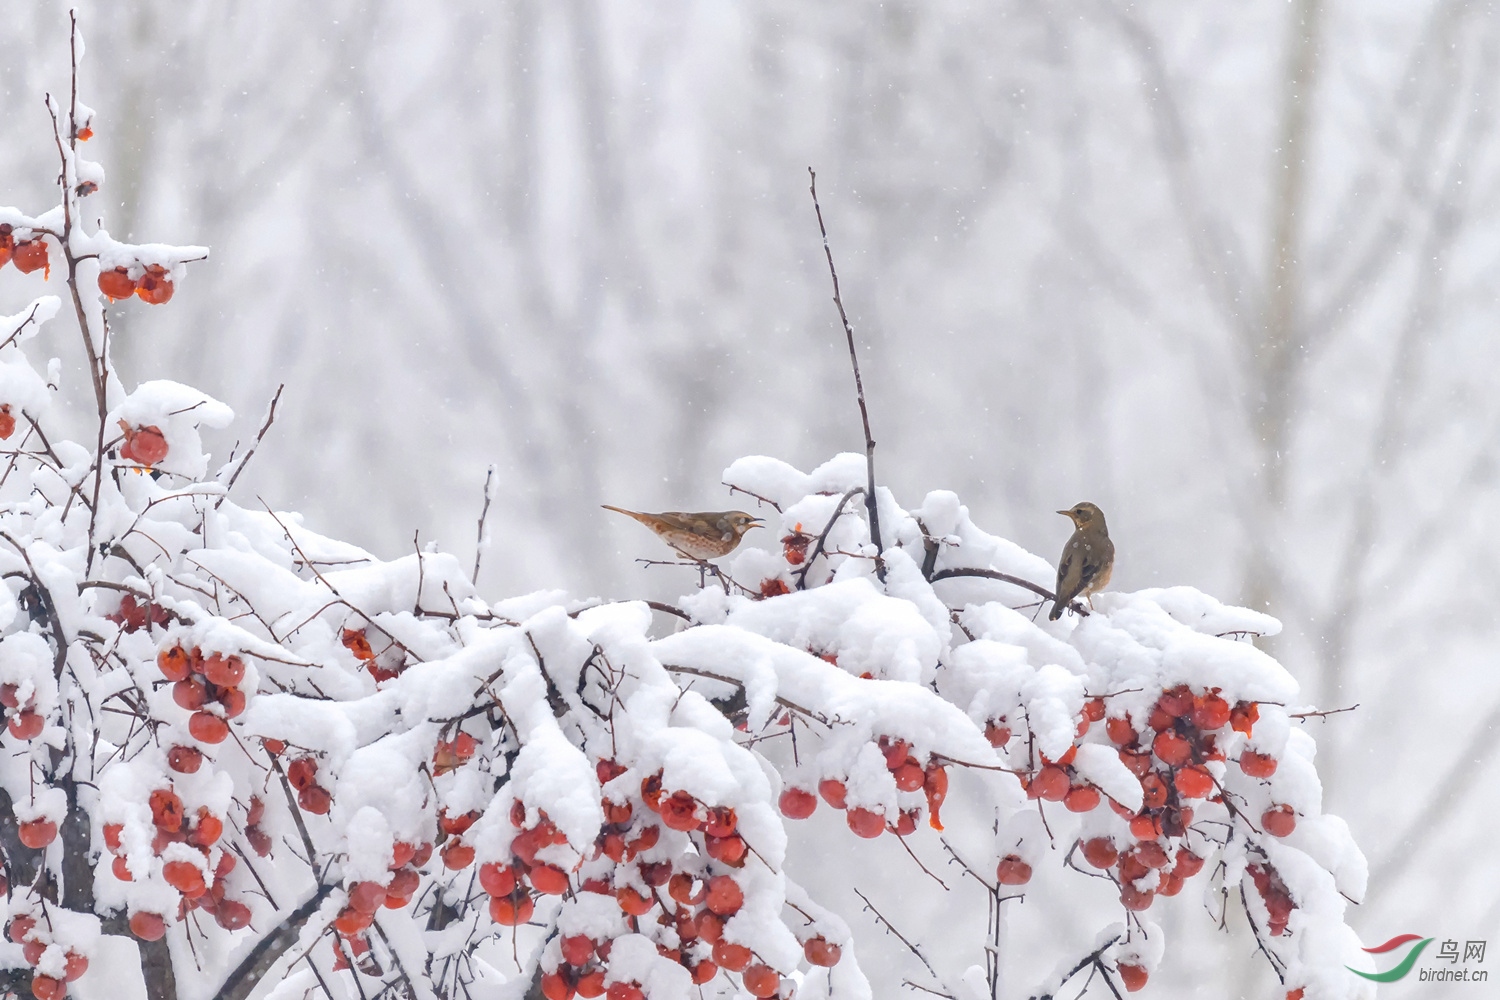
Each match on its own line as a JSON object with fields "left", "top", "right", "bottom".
{"left": 1056, "top": 509, "right": 1071, "bottom": 518}
{"left": 749, "top": 517, "right": 765, "bottom": 526}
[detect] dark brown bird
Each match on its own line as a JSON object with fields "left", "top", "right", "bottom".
{"left": 1049, "top": 502, "right": 1114, "bottom": 621}
{"left": 602, "top": 506, "right": 762, "bottom": 561}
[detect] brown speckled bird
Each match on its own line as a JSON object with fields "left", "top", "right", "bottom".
{"left": 1049, "top": 502, "right": 1114, "bottom": 621}
{"left": 602, "top": 506, "right": 762, "bottom": 561}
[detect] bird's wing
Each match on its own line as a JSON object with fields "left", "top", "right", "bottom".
{"left": 1055, "top": 534, "right": 1112, "bottom": 606}
{"left": 1055, "top": 536, "right": 1087, "bottom": 606}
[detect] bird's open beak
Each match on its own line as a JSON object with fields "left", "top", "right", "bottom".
{"left": 749, "top": 517, "right": 765, "bottom": 526}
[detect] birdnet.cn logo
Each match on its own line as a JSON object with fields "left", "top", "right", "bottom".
{"left": 1350, "top": 934, "right": 1488, "bottom": 983}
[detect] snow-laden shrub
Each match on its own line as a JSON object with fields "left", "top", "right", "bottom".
{"left": 0, "top": 19, "right": 1369, "bottom": 1000}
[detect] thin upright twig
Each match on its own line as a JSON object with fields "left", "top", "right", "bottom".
{"left": 473, "top": 465, "right": 496, "bottom": 583}
{"left": 808, "top": 168, "right": 885, "bottom": 582}
{"left": 217, "top": 384, "right": 284, "bottom": 506}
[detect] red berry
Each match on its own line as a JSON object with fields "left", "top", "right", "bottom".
{"left": 135, "top": 266, "right": 174, "bottom": 305}
{"left": 167, "top": 745, "right": 203, "bottom": 774}
{"left": 615, "top": 886, "right": 654, "bottom": 916}
{"left": 63, "top": 952, "right": 88, "bottom": 981}
{"left": 818, "top": 778, "right": 847, "bottom": 810}
{"left": 706, "top": 875, "right": 744, "bottom": 915}
{"left": 1262, "top": 805, "right": 1296, "bottom": 838}
{"left": 189, "top": 809, "right": 223, "bottom": 847}
{"left": 158, "top": 646, "right": 191, "bottom": 682}
{"left": 215, "top": 900, "right": 252, "bottom": 931}
{"left": 561, "top": 934, "right": 594, "bottom": 966}
{"left": 189, "top": 711, "right": 229, "bottom": 744}
{"left": 297, "top": 785, "right": 332, "bottom": 815}
{"left": 99, "top": 266, "right": 135, "bottom": 300}
{"left": 1063, "top": 785, "right": 1100, "bottom": 813}
{"left": 480, "top": 862, "right": 517, "bottom": 897}
{"left": 541, "top": 971, "right": 575, "bottom": 1000}
{"left": 711, "top": 940, "right": 751, "bottom": 973}
{"left": 18, "top": 819, "right": 56, "bottom": 849}
{"left": 490, "top": 893, "right": 535, "bottom": 926}
{"left": 1105, "top": 716, "right": 1136, "bottom": 745}
{"left": 804, "top": 936, "right": 842, "bottom": 967}
{"left": 530, "top": 864, "right": 569, "bottom": 895}
{"left": 1028, "top": 764, "right": 1070, "bottom": 802}
{"left": 150, "top": 789, "right": 184, "bottom": 831}
{"left": 348, "top": 881, "right": 387, "bottom": 914}
{"left": 130, "top": 911, "right": 166, "bottom": 941}
{"left": 845, "top": 807, "right": 884, "bottom": 839}
{"left": 164, "top": 860, "right": 207, "bottom": 898}
{"left": 742, "top": 964, "right": 780, "bottom": 998}
{"left": 659, "top": 791, "right": 700, "bottom": 831}
{"left": 1081, "top": 837, "right": 1118, "bottom": 869}
{"left": 30, "top": 974, "right": 65, "bottom": 1000}
{"left": 995, "top": 855, "right": 1032, "bottom": 885}
{"left": 704, "top": 806, "right": 737, "bottom": 838}
{"left": 441, "top": 842, "right": 475, "bottom": 870}
{"left": 1152, "top": 730, "right": 1191, "bottom": 767}
{"left": 172, "top": 680, "right": 207, "bottom": 711}
{"left": 893, "top": 763, "right": 925, "bottom": 792}
{"left": 203, "top": 654, "right": 246, "bottom": 688}
{"left": 1157, "top": 687, "right": 1193, "bottom": 718}
{"left": 779, "top": 788, "right": 817, "bottom": 819}
{"left": 1173, "top": 848, "right": 1205, "bottom": 879}
{"left": 607, "top": 982, "right": 644, "bottom": 1000}
{"left": 985, "top": 720, "right": 1012, "bottom": 747}
{"left": 1133, "top": 841, "right": 1169, "bottom": 869}
{"left": 1193, "top": 693, "right": 1231, "bottom": 730}
{"left": 1119, "top": 885, "right": 1154, "bottom": 911}
{"left": 1239, "top": 750, "right": 1279, "bottom": 778}
{"left": 706, "top": 833, "right": 748, "bottom": 866}
{"left": 12, "top": 241, "right": 48, "bottom": 275}
{"left": 1174, "top": 764, "right": 1215, "bottom": 799}
{"left": 881, "top": 739, "right": 911, "bottom": 769}
{"left": 8, "top": 711, "right": 43, "bottom": 740}
{"left": 1117, "top": 963, "right": 1149, "bottom": 992}
{"left": 122, "top": 425, "right": 169, "bottom": 466}
{"left": 576, "top": 971, "right": 606, "bottom": 998}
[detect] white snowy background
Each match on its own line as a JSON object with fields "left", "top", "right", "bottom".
{"left": 2, "top": 2, "right": 1497, "bottom": 997}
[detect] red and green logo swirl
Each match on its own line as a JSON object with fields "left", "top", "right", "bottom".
{"left": 1348, "top": 934, "right": 1433, "bottom": 983}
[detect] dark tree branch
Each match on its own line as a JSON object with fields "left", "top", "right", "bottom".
{"left": 808, "top": 169, "right": 885, "bottom": 582}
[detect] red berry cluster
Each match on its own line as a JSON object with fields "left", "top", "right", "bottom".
{"left": 244, "top": 794, "right": 273, "bottom": 856}
{"left": 97, "top": 263, "right": 174, "bottom": 304}
{"left": 342, "top": 627, "right": 401, "bottom": 682}
{"left": 0, "top": 683, "right": 47, "bottom": 742}
{"left": 104, "top": 788, "right": 249, "bottom": 940}
{"left": 518, "top": 758, "right": 824, "bottom": 1000}
{"left": 105, "top": 594, "right": 170, "bottom": 634}
{"left": 780, "top": 737, "right": 948, "bottom": 837}
{"left": 6, "top": 916, "right": 88, "bottom": 1000}
{"left": 330, "top": 842, "right": 432, "bottom": 942}
{"left": 1248, "top": 863, "right": 1297, "bottom": 936}
{"left": 285, "top": 754, "right": 333, "bottom": 815}
{"left": 157, "top": 644, "right": 248, "bottom": 745}
{"left": 0, "top": 225, "right": 49, "bottom": 279}
{"left": 119, "top": 422, "right": 169, "bottom": 467}
{"left": 780, "top": 526, "right": 812, "bottom": 566}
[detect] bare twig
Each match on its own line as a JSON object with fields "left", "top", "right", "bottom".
{"left": 217, "top": 384, "right": 284, "bottom": 506}
{"left": 930, "top": 567, "right": 1090, "bottom": 618}
{"left": 793, "top": 487, "right": 865, "bottom": 590}
{"left": 854, "top": 887, "right": 943, "bottom": 986}
{"left": 1288, "top": 704, "right": 1358, "bottom": 720}
{"left": 808, "top": 168, "right": 885, "bottom": 582}
{"left": 473, "top": 465, "right": 496, "bottom": 583}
